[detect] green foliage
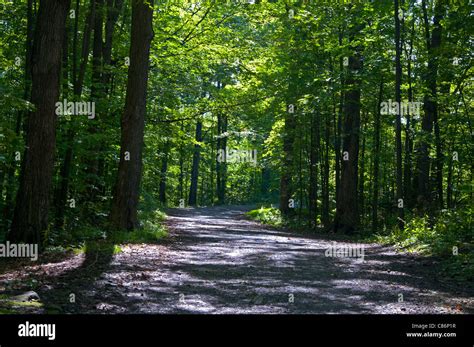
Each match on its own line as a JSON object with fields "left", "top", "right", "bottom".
{"left": 110, "top": 209, "right": 167, "bottom": 244}
{"left": 376, "top": 206, "right": 474, "bottom": 281}
{"left": 76, "top": 241, "right": 122, "bottom": 256}
{"left": 45, "top": 208, "right": 167, "bottom": 247}
{"left": 246, "top": 206, "right": 282, "bottom": 226}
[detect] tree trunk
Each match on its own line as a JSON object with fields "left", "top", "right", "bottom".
{"left": 279, "top": 102, "right": 296, "bottom": 217}
{"left": 158, "top": 140, "right": 170, "bottom": 205}
{"left": 334, "top": 30, "right": 344, "bottom": 202}
{"left": 403, "top": 17, "right": 415, "bottom": 208}
{"left": 415, "top": 0, "right": 445, "bottom": 209}
{"left": 358, "top": 120, "right": 365, "bottom": 220}
{"left": 9, "top": 0, "right": 71, "bottom": 244}
{"left": 178, "top": 122, "right": 185, "bottom": 205}
{"left": 372, "top": 79, "right": 383, "bottom": 233}
{"left": 216, "top": 111, "right": 227, "bottom": 205}
{"left": 261, "top": 167, "right": 270, "bottom": 201}
{"left": 109, "top": 0, "right": 153, "bottom": 230}
{"left": 395, "top": 0, "right": 405, "bottom": 229}
{"left": 434, "top": 116, "right": 443, "bottom": 208}
{"left": 322, "top": 109, "right": 330, "bottom": 227}
{"left": 333, "top": 37, "right": 362, "bottom": 233}
{"left": 188, "top": 121, "right": 202, "bottom": 206}
{"left": 308, "top": 112, "right": 319, "bottom": 228}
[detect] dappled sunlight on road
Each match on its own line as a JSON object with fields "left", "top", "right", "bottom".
{"left": 71, "top": 206, "right": 473, "bottom": 314}
{"left": 2, "top": 206, "right": 472, "bottom": 314}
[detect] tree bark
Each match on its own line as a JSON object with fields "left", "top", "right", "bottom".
{"left": 358, "top": 120, "right": 365, "bottom": 220}
{"left": 279, "top": 102, "right": 296, "bottom": 216}
{"left": 415, "top": 0, "right": 445, "bottom": 209}
{"left": 9, "top": 0, "right": 71, "bottom": 244}
{"left": 158, "top": 140, "right": 170, "bottom": 205}
{"left": 403, "top": 16, "right": 415, "bottom": 208}
{"left": 372, "top": 79, "right": 383, "bottom": 233}
{"left": 308, "top": 112, "right": 319, "bottom": 227}
{"left": 322, "top": 109, "right": 330, "bottom": 227}
{"left": 216, "top": 110, "right": 227, "bottom": 205}
{"left": 333, "top": 36, "right": 362, "bottom": 233}
{"left": 395, "top": 0, "right": 405, "bottom": 229}
{"left": 109, "top": 0, "right": 153, "bottom": 230}
{"left": 188, "top": 120, "right": 202, "bottom": 206}
{"left": 178, "top": 122, "right": 185, "bottom": 205}
{"left": 334, "top": 30, "right": 344, "bottom": 202}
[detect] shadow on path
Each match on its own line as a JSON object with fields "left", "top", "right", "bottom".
{"left": 0, "top": 206, "right": 472, "bottom": 314}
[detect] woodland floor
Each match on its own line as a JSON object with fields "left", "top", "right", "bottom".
{"left": 0, "top": 205, "right": 472, "bottom": 314}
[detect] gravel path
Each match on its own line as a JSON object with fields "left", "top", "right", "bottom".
{"left": 1, "top": 206, "right": 472, "bottom": 314}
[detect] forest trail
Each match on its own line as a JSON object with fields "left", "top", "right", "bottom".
{"left": 1, "top": 206, "right": 473, "bottom": 314}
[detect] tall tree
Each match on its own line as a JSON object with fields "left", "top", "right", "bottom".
{"left": 322, "top": 109, "right": 331, "bottom": 228}
{"left": 158, "top": 139, "right": 170, "bottom": 205}
{"left": 395, "top": 0, "right": 405, "bottom": 229}
{"left": 415, "top": 0, "right": 445, "bottom": 208}
{"left": 9, "top": 0, "right": 71, "bottom": 244}
{"left": 279, "top": 101, "right": 296, "bottom": 217}
{"left": 279, "top": 5, "right": 298, "bottom": 217}
{"left": 333, "top": 13, "right": 363, "bottom": 233}
{"left": 109, "top": 0, "right": 154, "bottom": 230}
{"left": 372, "top": 79, "right": 384, "bottom": 233}
{"left": 216, "top": 106, "right": 227, "bottom": 204}
{"left": 308, "top": 111, "right": 319, "bottom": 227}
{"left": 188, "top": 120, "right": 202, "bottom": 206}
{"left": 403, "top": 15, "right": 415, "bottom": 208}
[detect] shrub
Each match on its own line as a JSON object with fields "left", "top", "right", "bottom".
{"left": 246, "top": 206, "right": 282, "bottom": 226}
